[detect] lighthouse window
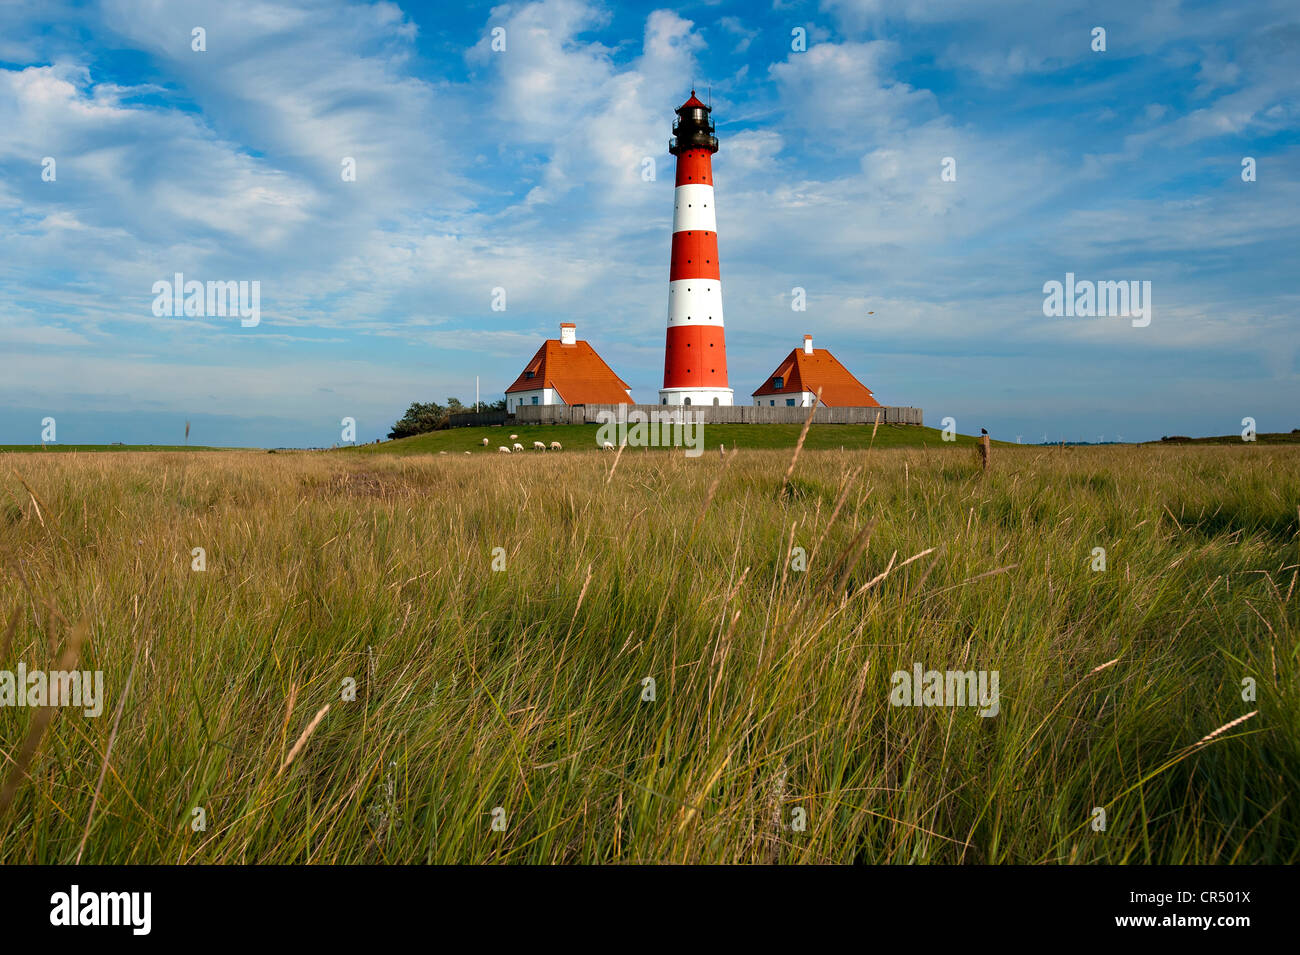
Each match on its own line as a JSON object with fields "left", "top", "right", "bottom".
{"left": 684, "top": 397, "right": 692, "bottom": 406}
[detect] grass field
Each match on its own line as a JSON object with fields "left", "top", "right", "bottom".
{"left": 0, "top": 440, "right": 1296, "bottom": 863}
{"left": 358, "top": 421, "right": 987, "bottom": 455}
{"left": 1148, "top": 432, "right": 1300, "bottom": 446}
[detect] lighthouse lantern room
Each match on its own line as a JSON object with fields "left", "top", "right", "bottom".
{"left": 659, "top": 91, "right": 734, "bottom": 407}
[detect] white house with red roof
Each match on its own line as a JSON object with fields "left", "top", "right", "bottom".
{"left": 504, "top": 322, "right": 633, "bottom": 412}
{"left": 752, "top": 335, "right": 881, "bottom": 408}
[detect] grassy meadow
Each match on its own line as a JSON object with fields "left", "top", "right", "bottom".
{"left": 0, "top": 437, "right": 1296, "bottom": 863}
{"left": 359, "top": 421, "right": 990, "bottom": 455}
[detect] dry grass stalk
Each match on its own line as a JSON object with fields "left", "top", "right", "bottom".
{"left": 10, "top": 471, "right": 47, "bottom": 528}
{"left": 571, "top": 563, "right": 594, "bottom": 626}
{"left": 278, "top": 682, "right": 299, "bottom": 765}
{"left": 1194, "top": 710, "right": 1257, "bottom": 747}
{"left": 606, "top": 440, "right": 627, "bottom": 485}
{"left": 278, "top": 704, "right": 331, "bottom": 777}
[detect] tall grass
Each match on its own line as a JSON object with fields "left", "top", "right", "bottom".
{"left": 0, "top": 442, "right": 1296, "bottom": 863}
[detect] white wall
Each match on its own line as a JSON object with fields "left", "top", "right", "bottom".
{"left": 754, "top": 391, "right": 816, "bottom": 407}
{"left": 659, "top": 387, "right": 734, "bottom": 407}
{"left": 506, "top": 388, "right": 561, "bottom": 412}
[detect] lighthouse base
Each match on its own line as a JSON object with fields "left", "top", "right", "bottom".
{"left": 658, "top": 387, "right": 734, "bottom": 407}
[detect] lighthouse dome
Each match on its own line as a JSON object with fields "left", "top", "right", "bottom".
{"left": 678, "top": 91, "right": 708, "bottom": 111}
{"left": 670, "top": 90, "right": 718, "bottom": 155}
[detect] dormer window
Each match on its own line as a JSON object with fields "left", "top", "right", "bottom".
{"left": 524, "top": 371, "right": 535, "bottom": 380}
{"left": 772, "top": 376, "right": 784, "bottom": 390}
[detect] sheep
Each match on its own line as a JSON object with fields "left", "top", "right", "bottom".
{"left": 602, "top": 441, "right": 615, "bottom": 451}
{"left": 464, "top": 451, "right": 471, "bottom": 455}
{"left": 533, "top": 441, "right": 546, "bottom": 451}
{"left": 512, "top": 442, "right": 524, "bottom": 452}
{"left": 481, "top": 437, "right": 489, "bottom": 446}
{"left": 509, "top": 434, "right": 519, "bottom": 441}
{"left": 549, "top": 441, "right": 562, "bottom": 451}
{"left": 439, "top": 451, "right": 447, "bottom": 455}
{"left": 498, "top": 446, "right": 511, "bottom": 454}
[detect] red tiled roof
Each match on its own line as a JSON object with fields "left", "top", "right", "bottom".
{"left": 752, "top": 348, "right": 881, "bottom": 407}
{"left": 505, "top": 338, "right": 633, "bottom": 405}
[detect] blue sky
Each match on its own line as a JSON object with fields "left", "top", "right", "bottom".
{"left": 1, "top": 0, "right": 1297, "bottom": 446}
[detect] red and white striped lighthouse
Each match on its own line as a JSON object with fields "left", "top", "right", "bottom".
{"left": 660, "top": 91, "right": 733, "bottom": 407}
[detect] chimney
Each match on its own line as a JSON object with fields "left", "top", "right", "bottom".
{"left": 560, "top": 322, "right": 576, "bottom": 345}
{"left": 803, "top": 334, "right": 813, "bottom": 355}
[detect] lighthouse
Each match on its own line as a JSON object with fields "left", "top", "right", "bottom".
{"left": 659, "top": 91, "right": 733, "bottom": 407}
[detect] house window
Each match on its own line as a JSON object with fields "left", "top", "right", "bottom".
{"left": 786, "top": 398, "right": 796, "bottom": 407}
{"left": 532, "top": 396, "right": 539, "bottom": 405}
{"left": 769, "top": 400, "right": 775, "bottom": 406}
{"left": 772, "top": 377, "right": 784, "bottom": 390}
{"left": 684, "top": 397, "right": 692, "bottom": 406}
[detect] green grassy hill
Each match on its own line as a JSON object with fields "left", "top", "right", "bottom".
{"left": 356, "top": 422, "right": 991, "bottom": 455}
{"left": 1143, "top": 432, "right": 1300, "bottom": 446}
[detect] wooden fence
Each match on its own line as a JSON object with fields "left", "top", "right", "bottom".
{"left": 511, "top": 403, "right": 923, "bottom": 426}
